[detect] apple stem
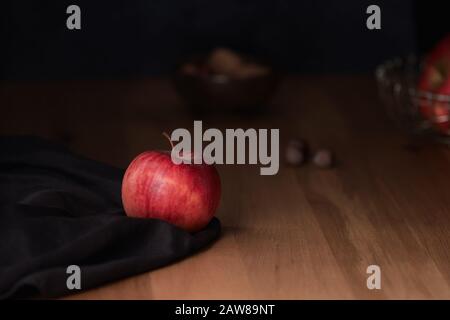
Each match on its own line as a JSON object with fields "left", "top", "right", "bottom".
{"left": 162, "top": 132, "right": 174, "bottom": 150}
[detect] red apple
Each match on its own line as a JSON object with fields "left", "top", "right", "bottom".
{"left": 418, "top": 34, "right": 450, "bottom": 135}
{"left": 423, "top": 34, "right": 450, "bottom": 70}
{"left": 121, "top": 150, "right": 221, "bottom": 233}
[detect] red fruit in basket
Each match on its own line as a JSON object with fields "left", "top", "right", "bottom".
{"left": 418, "top": 34, "right": 450, "bottom": 134}
{"left": 432, "top": 102, "right": 450, "bottom": 134}
{"left": 419, "top": 65, "right": 448, "bottom": 92}
{"left": 424, "top": 35, "right": 450, "bottom": 70}
{"left": 121, "top": 147, "right": 221, "bottom": 233}
{"left": 433, "top": 79, "right": 450, "bottom": 134}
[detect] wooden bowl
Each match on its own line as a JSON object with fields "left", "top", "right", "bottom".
{"left": 172, "top": 55, "right": 279, "bottom": 115}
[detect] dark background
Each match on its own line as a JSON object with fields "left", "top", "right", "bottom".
{"left": 1, "top": 0, "right": 449, "bottom": 80}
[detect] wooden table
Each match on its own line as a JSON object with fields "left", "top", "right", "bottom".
{"left": 1, "top": 76, "right": 449, "bottom": 299}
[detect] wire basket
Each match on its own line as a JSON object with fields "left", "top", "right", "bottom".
{"left": 375, "top": 55, "right": 450, "bottom": 146}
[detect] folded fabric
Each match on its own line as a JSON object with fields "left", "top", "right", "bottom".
{"left": 0, "top": 136, "right": 221, "bottom": 299}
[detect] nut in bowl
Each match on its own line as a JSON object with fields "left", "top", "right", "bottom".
{"left": 173, "top": 48, "right": 279, "bottom": 114}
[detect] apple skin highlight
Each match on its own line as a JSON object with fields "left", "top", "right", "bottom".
{"left": 121, "top": 151, "right": 221, "bottom": 233}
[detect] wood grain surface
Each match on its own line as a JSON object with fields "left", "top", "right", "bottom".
{"left": 1, "top": 76, "right": 449, "bottom": 299}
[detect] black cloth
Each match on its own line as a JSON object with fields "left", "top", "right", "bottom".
{"left": 0, "top": 136, "right": 221, "bottom": 299}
